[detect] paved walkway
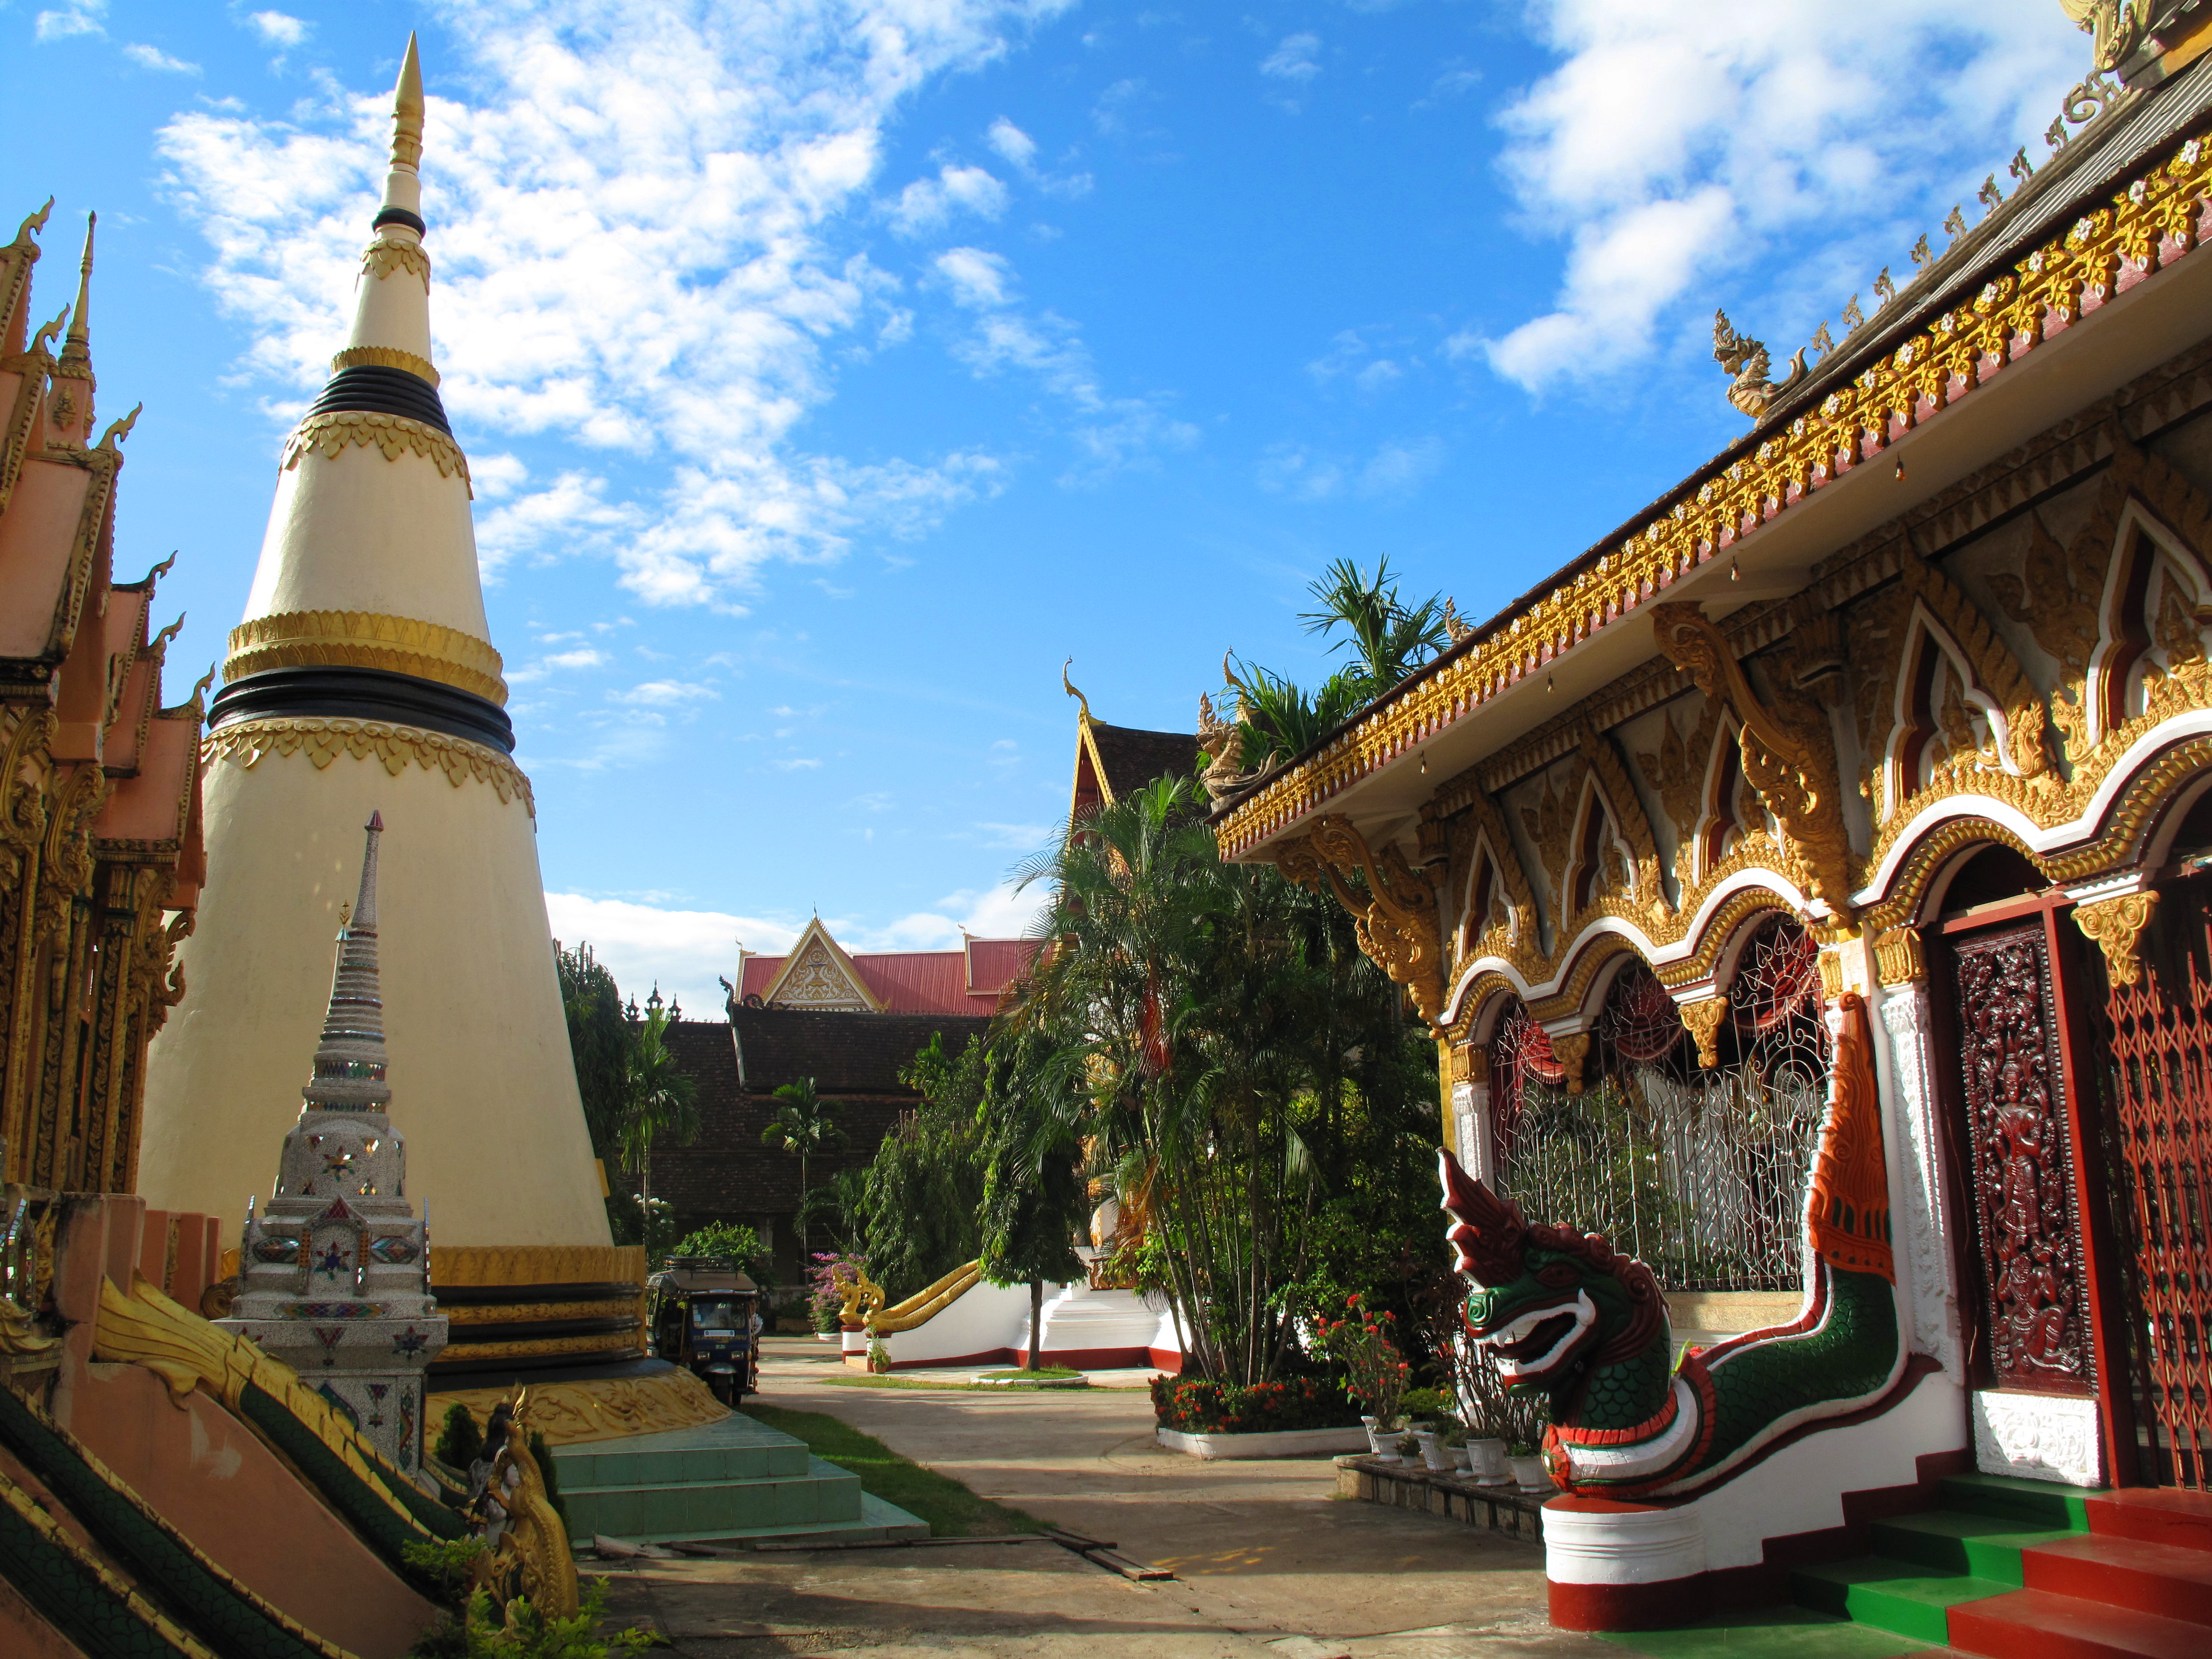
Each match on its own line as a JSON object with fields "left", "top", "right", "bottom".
{"left": 597, "top": 1339, "right": 1614, "bottom": 1658}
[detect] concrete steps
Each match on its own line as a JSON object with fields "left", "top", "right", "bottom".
{"left": 552, "top": 1414, "right": 926, "bottom": 1547}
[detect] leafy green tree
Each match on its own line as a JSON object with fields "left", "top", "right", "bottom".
{"left": 556, "top": 941, "right": 630, "bottom": 1156}
{"left": 671, "top": 1220, "right": 775, "bottom": 1292}
{"left": 856, "top": 1033, "right": 988, "bottom": 1297}
{"left": 977, "top": 1027, "right": 1086, "bottom": 1372}
{"left": 759, "top": 1077, "right": 847, "bottom": 1259}
{"left": 618, "top": 1001, "right": 699, "bottom": 1213}
{"left": 1004, "top": 772, "right": 1437, "bottom": 1386}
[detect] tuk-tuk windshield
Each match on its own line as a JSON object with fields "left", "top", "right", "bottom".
{"left": 691, "top": 1300, "right": 739, "bottom": 1332}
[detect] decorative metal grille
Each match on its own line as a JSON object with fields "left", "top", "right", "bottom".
{"left": 2100, "top": 891, "right": 2212, "bottom": 1490}
{"left": 1489, "top": 917, "right": 1831, "bottom": 1291}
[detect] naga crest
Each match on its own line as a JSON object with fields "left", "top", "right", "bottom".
{"left": 1438, "top": 1147, "right": 1667, "bottom": 1404}
{"left": 1712, "top": 308, "right": 1808, "bottom": 420}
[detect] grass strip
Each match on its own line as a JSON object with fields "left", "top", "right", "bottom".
{"left": 740, "top": 1405, "right": 1045, "bottom": 1538}
{"left": 819, "top": 1374, "right": 1144, "bottom": 1393}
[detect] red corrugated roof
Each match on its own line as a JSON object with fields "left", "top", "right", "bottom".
{"left": 738, "top": 936, "right": 1037, "bottom": 1016}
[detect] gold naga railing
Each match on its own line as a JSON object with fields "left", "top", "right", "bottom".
{"left": 837, "top": 1260, "right": 983, "bottom": 1334}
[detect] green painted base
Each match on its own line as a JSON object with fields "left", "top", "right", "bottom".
{"left": 1596, "top": 1604, "right": 1941, "bottom": 1657}
{"left": 552, "top": 1415, "right": 927, "bottom": 1546}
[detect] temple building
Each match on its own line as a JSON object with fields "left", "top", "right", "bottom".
{"left": 734, "top": 918, "right": 1034, "bottom": 1015}
{"left": 1212, "top": 4, "right": 2212, "bottom": 1639}
{"left": 136, "top": 39, "right": 647, "bottom": 1388}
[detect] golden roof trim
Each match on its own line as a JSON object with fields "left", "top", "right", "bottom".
{"left": 282, "top": 408, "right": 470, "bottom": 494}
{"left": 332, "top": 343, "right": 438, "bottom": 387}
{"left": 203, "top": 715, "right": 534, "bottom": 817}
{"left": 1216, "top": 125, "right": 2212, "bottom": 860}
{"left": 225, "top": 609, "right": 506, "bottom": 706}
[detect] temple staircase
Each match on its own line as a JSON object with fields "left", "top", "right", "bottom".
{"left": 1788, "top": 1473, "right": 2212, "bottom": 1658}
{"left": 552, "top": 1414, "right": 926, "bottom": 1547}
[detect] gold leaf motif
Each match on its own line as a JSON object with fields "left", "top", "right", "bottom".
{"left": 203, "top": 716, "right": 535, "bottom": 816}
{"left": 283, "top": 410, "right": 472, "bottom": 495}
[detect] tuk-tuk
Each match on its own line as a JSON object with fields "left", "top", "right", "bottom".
{"left": 645, "top": 1256, "right": 759, "bottom": 1403}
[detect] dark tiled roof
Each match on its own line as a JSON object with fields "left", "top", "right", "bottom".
{"left": 1088, "top": 721, "right": 1199, "bottom": 800}
{"left": 627, "top": 1014, "right": 990, "bottom": 1234}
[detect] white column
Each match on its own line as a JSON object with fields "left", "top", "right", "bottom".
{"left": 1454, "top": 1077, "right": 1494, "bottom": 1186}
{"left": 1877, "top": 983, "right": 1964, "bottom": 1384}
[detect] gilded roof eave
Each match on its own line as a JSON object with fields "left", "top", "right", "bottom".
{"left": 1213, "top": 108, "right": 2212, "bottom": 864}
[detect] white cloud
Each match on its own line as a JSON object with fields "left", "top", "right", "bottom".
{"left": 545, "top": 891, "right": 797, "bottom": 1014}
{"left": 973, "top": 820, "right": 1051, "bottom": 850}
{"left": 843, "top": 879, "right": 1049, "bottom": 950}
{"left": 986, "top": 117, "right": 1037, "bottom": 169}
{"left": 773, "top": 756, "right": 823, "bottom": 770}
{"left": 1259, "top": 435, "right": 1445, "bottom": 502}
{"left": 246, "top": 11, "right": 309, "bottom": 48}
{"left": 35, "top": 2, "right": 105, "bottom": 41}
{"left": 935, "top": 246, "right": 1015, "bottom": 308}
{"left": 619, "top": 679, "right": 719, "bottom": 705}
{"left": 123, "top": 42, "right": 200, "bottom": 74}
{"left": 157, "top": 0, "right": 1074, "bottom": 608}
{"left": 1483, "top": 2, "right": 2084, "bottom": 388}
{"left": 507, "top": 647, "right": 609, "bottom": 684}
{"left": 890, "top": 163, "right": 1009, "bottom": 235}
{"left": 1260, "top": 33, "right": 1321, "bottom": 85}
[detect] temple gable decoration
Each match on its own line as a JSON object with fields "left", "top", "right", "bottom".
{"left": 756, "top": 917, "right": 883, "bottom": 1012}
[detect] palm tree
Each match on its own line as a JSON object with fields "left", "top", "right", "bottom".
{"left": 1298, "top": 554, "right": 1449, "bottom": 700}
{"left": 760, "top": 1077, "right": 847, "bottom": 1259}
{"left": 618, "top": 996, "right": 701, "bottom": 1218}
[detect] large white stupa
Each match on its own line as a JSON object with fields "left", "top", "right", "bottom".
{"left": 142, "top": 38, "right": 641, "bottom": 1384}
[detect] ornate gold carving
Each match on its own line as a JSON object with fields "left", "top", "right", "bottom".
{"left": 225, "top": 610, "right": 506, "bottom": 706}
{"left": 1714, "top": 308, "right": 1807, "bottom": 420}
{"left": 332, "top": 344, "right": 439, "bottom": 387}
{"left": 1817, "top": 949, "right": 1848, "bottom": 1001}
{"left": 1652, "top": 602, "right": 1857, "bottom": 922}
{"left": 1449, "top": 1042, "right": 1477, "bottom": 1083}
{"left": 2059, "top": 1, "right": 2154, "bottom": 73}
{"left": 1276, "top": 815, "right": 1447, "bottom": 1027}
{"left": 1874, "top": 926, "right": 1927, "bottom": 986}
{"left": 443, "top": 1299, "right": 636, "bottom": 1326}
{"left": 2075, "top": 890, "right": 2159, "bottom": 985}
{"left": 361, "top": 238, "right": 431, "bottom": 284}
{"left": 437, "top": 1369, "right": 728, "bottom": 1447}
{"left": 1455, "top": 787, "right": 1540, "bottom": 969}
{"left": 1577, "top": 723, "right": 1671, "bottom": 917}
{"left": 1680, "top": 997, "right": 1728, "bottom": 1068}
{"left": 204, "top": 717, "right": 535, "bottom": 816}
{"left": 283, "top": 410, "right": 470, "bottom": 494}
{"left": 1860, "top": 817, "right": 2052, "bottom": 934}
{"left": 1990, "top": 511, "right": 2101, "bottom": 754}
{"left": 1518, "top": 761, "right": 1581, "bottom": 900}
{"left": 481, "top": 1391, "right": 579, "bottom": 1621}
{"left": 864, "top": 1260, "right": 983, "bottom": 1333}
{"left": 429, "top": 1244, "right": 647, "bottom": 1287}
{"left": 1551, "top": 1030, "right": 1592, "bottom": 1095}
{"left": 1885, "top": 542, "right": 2054, "bottom": 797}
{"left": 1216, "top": 126, "right": 2212, "bottom": 863}
{"left": 1638, "top": 698, "right": 1721, "bottom": 885}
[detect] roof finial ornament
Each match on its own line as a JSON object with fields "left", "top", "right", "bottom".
{"left": 1061, "top": 657, "right": 1091, "bottom": 722}
{"left": 9, "top": 198, "right": 53, "bottom": 252}
{"left": 59, "top": 210, "right": 93, "bottom": 370}
{"left": 2059, "top": 1, "right": 2154, "bottom": 75}
{"left": 371, "top": 34, "right": 428, "bottom": 236}
{"left": 1712, "top": 309, "right": 1807, "bottom": 421}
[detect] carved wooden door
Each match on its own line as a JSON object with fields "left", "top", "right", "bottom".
{"left": 1947, "top": 921, "right": 2100, "bottom": 1396}
{"left": 2100, "top": 899, "right": 2212, "bottom": 1489}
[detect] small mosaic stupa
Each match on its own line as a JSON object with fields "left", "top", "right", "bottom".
{"left": 220, "top": 810, "right": 447, "bottom": 1474}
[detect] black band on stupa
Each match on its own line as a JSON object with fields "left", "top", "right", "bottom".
{"left": 306, "top": 365, "right": 452, "bottom": 434}
{"left": 210, "top": 665, "right": 514, "bottom": 753}
{"left": 372, "top": 206, "right": 427, "bottom": 234}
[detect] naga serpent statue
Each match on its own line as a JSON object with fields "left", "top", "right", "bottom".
{"left": 1441, "top": 990, "right": 1902, "bottom": 1499}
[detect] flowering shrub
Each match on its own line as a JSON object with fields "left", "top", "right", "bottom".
{"left": 1309, "top": 1293, "right": 1410, "bottom": 1425}
{"left": 806, "top": 1252, "right": 869, "bottom": 1332}
{"left": 1150, "top": 1375, "right": 1364, "bottom": 1435}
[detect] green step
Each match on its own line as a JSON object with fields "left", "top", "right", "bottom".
{"left": 550, "top": 1415, "right": 926, "bottom": 1547}
{"left": 1596, "top": 1603, "right": 1945, "bottom": 1656}
{"left": 1868, "top": 1509, "right": 2081, "bottom": 1584}
{"left": 1790, "top": 1555, "right": 2013, "bottom": 1643}
{"left": 1936, "top": 1472, "right": 2094, "bottom": 1533}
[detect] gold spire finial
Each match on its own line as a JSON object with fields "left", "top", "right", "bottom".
{"left": 391, "top": 34, "right": 424, "bottom": 174}
{"left": 59, "top": 211, "right": 93, "bottom": 371}
{"left": 9, "top": 198, "right": 53, "bottom": 254}
{"left": 1061, "top": 657, "right": 1091, "bottom": 722}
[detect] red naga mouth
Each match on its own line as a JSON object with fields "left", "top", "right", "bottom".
{"left": 1473, "top": 1292, "right": 1597, "bottom": 1382}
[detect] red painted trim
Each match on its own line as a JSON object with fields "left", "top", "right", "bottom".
{"left": 2083, "top": 1486, "right": 2212, "bottom": 1552}
{"left": 1547, "top": 1575, "right": 1711, "bottom": 1632}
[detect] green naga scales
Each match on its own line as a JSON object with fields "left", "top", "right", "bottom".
{"left": 1441, "top": 991, "right": 1903, "bottom": 1498}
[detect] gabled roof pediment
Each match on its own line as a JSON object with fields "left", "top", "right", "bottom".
{"left": 756, "top": 917, "right": 883, "bottom": 1012}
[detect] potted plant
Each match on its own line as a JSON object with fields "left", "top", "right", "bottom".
{"left": 1441, "top": 1424, "right": 1472, "bottom": 1473}
{"left": 866, "top": 1332, "right": 890, "bottom": 1373}
{"left": 1505, "top": 1442, "right": 1550, "bottom": 1492}
{"left": 1312, "top": 1294, "right": 1410, "bottom": 1458}
{"left": 1413, "top": 1428, "right": 1452, "bottom": 1472}
{"left": 1397, "top": 1432, "right": 1421, "bottom": 1463}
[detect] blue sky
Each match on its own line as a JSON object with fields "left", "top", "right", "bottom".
{"left": 12, "top": 1, "right": 2092, "bottom": 1009}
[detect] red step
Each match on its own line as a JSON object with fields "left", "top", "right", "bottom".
{"left": 2024, "top": 1532, "right": 2212, "bottom": 1626}
{"left": 1948, "top": 1587, "right": 2209, "bottom": 1659}
{"left": 2084, "top": 1487, "right": 2212, "bottom": 1554}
